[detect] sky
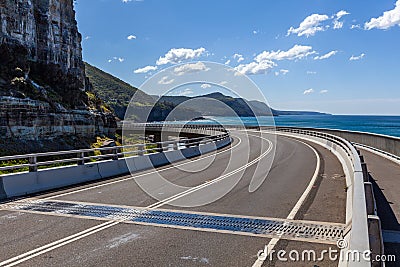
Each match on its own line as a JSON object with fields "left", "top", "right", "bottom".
{"left": 74, "top": 0, "right": 400, "bottom": 115}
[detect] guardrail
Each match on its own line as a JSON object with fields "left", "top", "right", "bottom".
{"left": 0, "top": 124, "right": 231, "bottom": 199}
{"left": 255, "top": 126, "right": 384, "bottom": 267}
{"left": 277, "top": 127, "right": 400, "bottom": 159}
{"left": 0, "top": 134, "right": 228, "bottom": 174}
{"left": 353, "top": 142, "right": 400, "bottom": 164}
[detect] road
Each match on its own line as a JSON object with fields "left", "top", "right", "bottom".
{"left": 358, "top": 148, "right": 400, "bottom": 267}
{"left": 0, "top": 130, "right": 347, "bottom": 266}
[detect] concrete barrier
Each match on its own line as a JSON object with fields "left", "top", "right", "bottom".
{"left": 0, "top": 136, "right": 231, "bottom": 199}
{"left": 2, "top": 164, "right": 102, "bottom": 197}
{"left": 267, "top": 128, "right": 372, "bottom": 267}
{"left": 276, "top": 127, "right": 400, "bottom": 158}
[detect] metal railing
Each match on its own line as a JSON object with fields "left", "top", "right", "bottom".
{"left": 120, "top": 122, "right": 229, "bottom": 135}
{"left": 0, "top": 124, "right": 230, "bottom": 174}
{"left": 264, "top": 126, "right": 372, "bottom": 267}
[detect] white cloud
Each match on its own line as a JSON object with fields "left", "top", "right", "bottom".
{"left": 134, "top": 65, "right": 157, "bottom": 74}
{"left": 336, "top": 10, "right": 350, "bottom": 20}
{"left": 156, "top": 47, "right": 206, "bottom": 65}
{"left": 233, "top": 53, "right": 244, "bottom": 62}
{"left": 234, "top": 60, "right": 276, "bottom": 75}
{"left": 255, "top": 45, "right": 316, "bottom": 61}
{"left": 224, "top": 59, "right": 231, "bottom": 65}
{"left": 333, "top": 10, "right": 350, "bottom": 29}
{"left": 275, "top": 69, "right": 289, "bottom": 76}
{"left": 173, "top": 62, "right": 210, "bottom": 76}
{"left": 303, "top": 88, "right": 315, "bottom": 95}
{"left": 219, "top": 81, "right": 228, "bottom": 85}
{"left": 108, "top": 57, "right": 124, "bottom": 63}
{"left": 365, "top": 0, "right": 400, "bottom": 30}
{"left": 287, "top": 14, "right": 330, "bottom": 37}
{"left": 234, "top": 45, "right": 314, "bottom": 76}
{"left": 201, "top": 84, "right": 211, "bottom": 89}
{"left": 177, "top": 88, "right": 194, "bottom": 96}
{"left": 253, "top": 30, "right": 259, "bottom": 34}
{"left": 280, "top": 69, "right": 289, "bottom": 75}
{"left": 349, "top": 53, "right": 365, "bottom": 61}
{"left": 158, "top": 76, "right": 174, "bottom": 85}
{"left": 351, "top": 24, "right": 361, "bottom": 29}
{"left": 307, "top": 71, "right": 317, "bottom": 75}
{"left": 84, "top": 36, "right": 91, "bottom": 40}
{"left": 320, "top": 90, "right": 329, "bottom": 94}
{"left": 122, "top": 0, "right": 143, "bottom": 2}
{"left": 127, "top": 35, "right": 137, "bottom": 40}
{"left": 333, "top": 20, "right": 344, "bottom": 29}
{"left": 314, "top": 50, "right": 338, "bottom": 60}
{"left": 333, "top": 10, "right": 350, "bottom": 30}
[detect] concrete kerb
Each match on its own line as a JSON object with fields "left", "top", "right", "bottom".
{"left": 0, "top": 136, "right": 231, "bottom": 199}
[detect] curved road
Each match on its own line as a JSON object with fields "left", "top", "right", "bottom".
{"left": 0, "top": 130, "right": 347, "bottom": 266}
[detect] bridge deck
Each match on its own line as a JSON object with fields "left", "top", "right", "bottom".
{"left": 0, "top": 130, "right": 347, "bottom": 266}
{"left": 360, "top": 148, "right": 400, "bottom": 266}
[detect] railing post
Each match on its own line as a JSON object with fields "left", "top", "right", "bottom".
{"left": 156, "top": 142, "right": 163, "bottom": 153}
{"left": 112, "top": 147, "right": 118, "bottom": 160}
{"left": 29, "top": 156, "right": 37, "bottom": 172}
{"left": 138, "top": 144, "right": 144, "bottom": 156}
{"left": 163, "top": 142, "right": 168, "bottom": 152}
{"left": 77, "top": 152, "right": 85, "bottom": 165}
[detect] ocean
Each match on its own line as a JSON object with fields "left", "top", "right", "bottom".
{"left": 186, "top": 115, "right": 400, "bottom": 138}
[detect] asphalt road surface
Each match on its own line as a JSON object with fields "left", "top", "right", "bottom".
{"left": 0, "top": 130, "right": 347, "bottom": 267}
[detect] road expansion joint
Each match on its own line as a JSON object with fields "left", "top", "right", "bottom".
{"left": 1, "top": 199, "right": 345, "bottom": 245}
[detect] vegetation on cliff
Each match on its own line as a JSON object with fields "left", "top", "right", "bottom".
{"left": 85, "top": 63, "right": 201, "bottom": 122}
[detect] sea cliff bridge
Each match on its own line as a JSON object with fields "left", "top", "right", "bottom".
{"left": 0, "top": 124, "right": 399, "bottom": 266}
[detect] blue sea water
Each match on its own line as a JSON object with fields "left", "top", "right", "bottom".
{"left": 187, "top": 115, "right": 400, "bottom": 138}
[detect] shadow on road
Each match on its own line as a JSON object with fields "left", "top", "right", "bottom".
{"left": 370, "top": 173, "right": 400, "bottom": 266}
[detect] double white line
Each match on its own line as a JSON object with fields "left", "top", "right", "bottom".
{"left": 0, "top": 133, "right": 273, "bottom": 266}
{"left": 148, "top": 136, "right": 273, "bottom": 209}
{"left": 0, "top": 221, "right": 118, "bottom": 267}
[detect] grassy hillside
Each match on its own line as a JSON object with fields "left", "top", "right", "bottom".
{"left": 84, "top": 63, "right": 201, "bottom": 121}
{"left": 85, "top": 62, "right": 153, "bottom": 119}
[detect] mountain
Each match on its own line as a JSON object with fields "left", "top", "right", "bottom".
{"left": 159, "top": 93, "right": 330, "bottom": 117}
{"left": 85, "top": 63, "right": 329, "bottom": 121}
{"left": 272, "top": 110, "right": 331, "bottom": 116}
{"left": 85, "top": 63, "right": 201, "bottom": 122}
{"left": 246, "top": 100, "right": 330, "bottom": 116}
{"left": 159, "top": 92, "right": 273, "bottom": 117}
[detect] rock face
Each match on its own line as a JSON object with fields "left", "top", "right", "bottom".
{"left": 0, "top": 0, "right": 116, "bottom": 153}
{"left": 0, "top": 0, "right": 87, "bottom": 106}
{"left": 0, "top": 97, "right": 116, "bottom": 140}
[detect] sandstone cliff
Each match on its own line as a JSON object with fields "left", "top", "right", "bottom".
{"left": 0, "top": 0, "right": 116, "bottom": 154}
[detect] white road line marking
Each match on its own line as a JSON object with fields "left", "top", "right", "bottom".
{"left": 0, "top": 221, "right": 117, "bottom": 267}
{"left": 1, "top": 131, "right": 271, "bottom": 266}
{"left": 148, "top": 134, "right": 273, "bottom": 209}
{"left": 252, "top": 135, "right": 321, "bottom": 267}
